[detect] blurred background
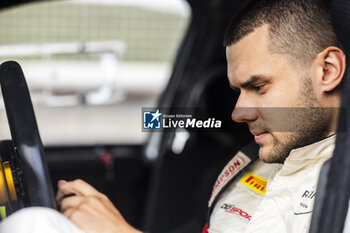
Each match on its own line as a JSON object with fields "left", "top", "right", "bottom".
{"left": 0, "top": 1, "right": 255, "bottom": 232}
{"left": 0, "top": 0, "right": 190, "bottom": 146}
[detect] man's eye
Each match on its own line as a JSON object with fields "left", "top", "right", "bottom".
{"left": 252, "top": 84, "right": 265, "bottom": 92}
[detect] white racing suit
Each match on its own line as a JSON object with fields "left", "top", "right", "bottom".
{"left": 0, "top": 135, "right": 335, "bottom": 233}
{"left": 204, "top": 135, "right": 335, "bottom": 233}
{"left": 0, "top": 207, "right": 84, "bottom": 233}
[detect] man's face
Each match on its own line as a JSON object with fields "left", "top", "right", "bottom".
{"left": 227, "top": 25, "right": 331, "bottom": 163}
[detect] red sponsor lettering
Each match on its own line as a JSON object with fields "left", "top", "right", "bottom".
{"left": 209, "top": 154, "right": 250, "bottom": 207}
{"left": 233, "top": 160, "right": 241, "bottom": 167}
{"left": 213, "top": 157, "right": 243, "bottom": 192}
{"left": 245, "top": 176, "right": 254, "bottom": 183}
{"left": 240, "top": 172, "right": 267, "bottom": 193}
{"left": 254, "top": 184, "right": 261, "bottom": 190}
{"left": 225, "top": 206, "right": 252, "bottom": 221}
{"left": 229, "top": 165, "right": 234, "bottom": 172}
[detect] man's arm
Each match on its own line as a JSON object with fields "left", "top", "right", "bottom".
{"left": 56, "top": 179, "right": 142, "bottom": 233}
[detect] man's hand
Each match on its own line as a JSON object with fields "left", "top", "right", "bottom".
{"left": 56, "top": 179, "right": 142, "bottom": 233}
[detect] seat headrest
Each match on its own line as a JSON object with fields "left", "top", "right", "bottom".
{"left": 332, "top": 0, "right": 350, "bottom": 52}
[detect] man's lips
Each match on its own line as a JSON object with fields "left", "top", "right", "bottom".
{"left": 251, "top": 131, "right": 268, "bottom": 142}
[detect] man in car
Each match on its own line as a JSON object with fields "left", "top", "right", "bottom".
{"left": 0, "top": 0, "right": 346, "bottom": 232}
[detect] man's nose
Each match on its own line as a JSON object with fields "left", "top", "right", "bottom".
{"left": 231, "top": 96, "right": 258, "bottom": 123}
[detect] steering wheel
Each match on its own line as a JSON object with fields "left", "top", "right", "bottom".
{"left": 0, "top": 61, "right": 56, "bottom": 220}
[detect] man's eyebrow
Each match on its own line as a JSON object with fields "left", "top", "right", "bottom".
{"left": 240, "top": 75, "right": 263, "bottom": 88}
{"left": 229, "top": 75, "right": 270, "bottom": 91}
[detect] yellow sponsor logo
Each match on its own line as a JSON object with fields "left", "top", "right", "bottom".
{"left": 240, "top": 172, "right": 267, "bottom": 194}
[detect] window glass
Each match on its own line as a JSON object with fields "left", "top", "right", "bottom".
{"left": 0, "top": 0, "right": 190, "bottom": 145}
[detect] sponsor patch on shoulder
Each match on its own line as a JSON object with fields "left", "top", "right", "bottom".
{"left": 220, "top": 203, "right": 252, "bottom": 221}
{"left": 208, "top": 152, "right": 250, "bottom": 207}
{"left": 239, "top": 172, "right": 267, "bottom": 194}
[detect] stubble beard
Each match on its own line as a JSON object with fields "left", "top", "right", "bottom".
{"left": 259, "top": 76, "right": 332, "bottom": 163}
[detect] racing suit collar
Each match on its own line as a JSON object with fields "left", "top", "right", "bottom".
{"left": 277, "top": 135, "right": 336, "bottom": 176}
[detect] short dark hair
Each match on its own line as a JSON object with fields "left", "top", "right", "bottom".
{"left": 223, "top": 0, "right": 342, "bottom": 65}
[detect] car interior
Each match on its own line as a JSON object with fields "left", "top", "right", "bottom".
{"left": 0, "top": 0, "right": 349, "bottom": 233}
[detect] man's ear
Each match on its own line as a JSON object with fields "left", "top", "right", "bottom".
{"left": 312, "top": 46, "right": 346, "bottom": 93}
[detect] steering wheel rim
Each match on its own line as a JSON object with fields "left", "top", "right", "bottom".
{"left": 0, "top": 61, "right": 56, "bottom": 210}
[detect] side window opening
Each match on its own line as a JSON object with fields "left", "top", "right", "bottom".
{"left": 0, "top": 0, "right": 190, "bottom": 145}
